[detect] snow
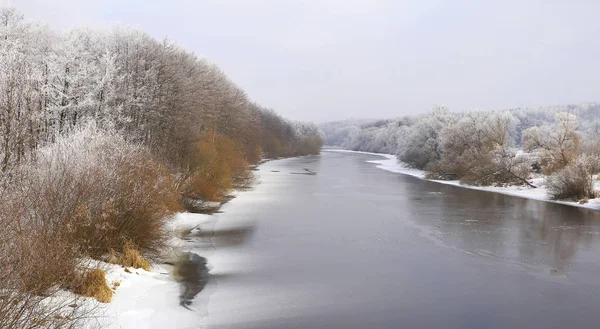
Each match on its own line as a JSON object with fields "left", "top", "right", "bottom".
{"left": 36, "top": 214, "right": 213, "bottom": 329}
{"left": 98, "top": 264, "right": 194, "bottom": 329}
{"left": 327, "top": 149, "right": 600, "bottom": 210}
{"left": 76, "top": 211, "right": 213, "bottom": 329}
{"left": 167, "top": 212, "right": 213, "bottom": 236}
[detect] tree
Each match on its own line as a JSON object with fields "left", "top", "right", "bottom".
{"left": 396, "top": 106, "right": 455, "bottom": 169}
{"left": 547, "top": 154, "right": 600, "bottom": 200}
{"left": 523, "top": 112, "right": 580, "bottom": 174}
{"left": 426, "top": 111, "right": 533, "bottom": 186}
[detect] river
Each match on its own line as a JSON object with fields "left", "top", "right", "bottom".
{"left": 192, "top": 150, "right": 600, "bottom": 329}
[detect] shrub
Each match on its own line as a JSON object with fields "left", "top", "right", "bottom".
{"left": 0, "top": 184, "right": 84, "bottom": 328}
{"left": 1, "top": 173, "right": 80, "bottom": 295}
{"left": 16, "top": 232, "right": 80, "bottom": 294}
{"left": 181, "top": 130, "right": 253, "bottom": 203}
{"left": 74, "top": 269, "right": 113, "bottom": 303}
{"left": 11, "top": 123, "right": 180, "bottom": 261}
{"left": 90, "top": 150, "right": 181, "bottom": 257}
{"left": 294, "top": 135, "right": 323, "bottom": 156}
{"left": 547, "top": 155, "right": 600, "bottom": 200}
{"left": 261, "top": 132, "right": 285, "bottom": 158}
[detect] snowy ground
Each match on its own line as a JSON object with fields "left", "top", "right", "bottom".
{"left": 82, "top": 212, "right": 214, "bottom": 329}
{"left": 326, "top": 149, "right": 600, "bottom": 211}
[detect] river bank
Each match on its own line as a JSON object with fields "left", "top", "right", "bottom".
{"left": 81, "top": 213, "right": 213, "bottom": 328}
{"left": 325, "top": 149, "right": 600, "bottom": 210}
{"left": 83, "top": 156, "right": 297, "bottom": 328}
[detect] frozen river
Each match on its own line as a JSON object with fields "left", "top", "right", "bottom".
{"left": 194, "top": 150, "right": 600, "bottom": 329}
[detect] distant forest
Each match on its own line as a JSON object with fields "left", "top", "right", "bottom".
{"left": 321, "top": 103, "right": 600, "bottom": 200}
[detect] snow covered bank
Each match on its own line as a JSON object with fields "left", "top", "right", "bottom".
{"left": 83, "top": 212, "right": 213, "bottom": 329}
{"left": 85, "top": 158, "right": 293, "bottom": 328}
{"left": 326, "top": 149, "right": 600, "bottom": 210}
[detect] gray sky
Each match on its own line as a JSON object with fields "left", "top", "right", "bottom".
{"left": 10, "top": 0, "right": 600, "bottom": 122}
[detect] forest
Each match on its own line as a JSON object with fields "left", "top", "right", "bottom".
{"left": 321, "top": 103, "right": 600, "bottom": 202}
{"left": 0, "top": 6, "right": 322, "bottom": 328}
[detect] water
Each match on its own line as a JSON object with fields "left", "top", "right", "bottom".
{"left": 193, "top": 151, "right": 600, "bottom": 329}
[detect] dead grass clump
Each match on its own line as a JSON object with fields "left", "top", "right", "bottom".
{"left": 106, "top": 249, "right": 119, "bottom": 265}
{"left": 115, "top": 242, "right": 151, "bottom": 271}
{"left": 74, "top": 269, "right": 113, "bottom": 303}
{"left": 106, "top": 242, "right": 151, "bottom": 271}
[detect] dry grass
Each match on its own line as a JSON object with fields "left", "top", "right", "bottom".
{"left": 108, "top": 242, "right": 151, "bottom": 271}
{"left": 106, "top": 249, "right": 119, "bottom": 265}
{"left": 106, "top": 242, "right": 151, "bottom": 271}
{"left": 74, "top": 269, "right": 113, "bottom": 303}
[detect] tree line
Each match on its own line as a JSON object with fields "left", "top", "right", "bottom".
{"left": 322, "top": 103, "right": 600, "bottom": 201}
{"left": 0, "top": 6, "right": 322, "bottom": 327}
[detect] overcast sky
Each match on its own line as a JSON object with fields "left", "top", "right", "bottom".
{"left": 10, "top": 0, "right": 600, "bottom": 122}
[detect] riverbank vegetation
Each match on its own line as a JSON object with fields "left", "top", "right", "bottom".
{"left": 321, "top": 103, "right": 600, "bottom": 202}
{"left": 0, "top": 6, "right": 321, "bottom": 327}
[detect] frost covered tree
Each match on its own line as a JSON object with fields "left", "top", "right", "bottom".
{"left": 318, "top": 102, "right": 600, "bottom": 192}
{"left": 396, "top": 106, "right": 454, "bottom": 169}
{"left": 0, "top": 6, "right": 321, "bottom": 175}
{"left": 523, "top": 112, "right": 581, "bottom": 174}
{"left": 578, "top": 118, "right": 600, "bottom": 156}
{"left": 423, "top": 111, "right": 533, "bottom": 186}
{"left": 0, "top": 7, "right": 54, "bottom": 171}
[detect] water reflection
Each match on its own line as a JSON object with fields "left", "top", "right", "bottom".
{"left": 173, "top": 252, "right": 210, "bottom": 308}
{"left": 172, "top": 219, "right": 257, "bottom": 312}
{"left": 407, "top": 181, "right": 600, "bottom": 276}
{"left": 190, "top": 225, "right": 256, "bottom": 248}
{"left": 516, "top": 202, "right": 596, "bottom": 275}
